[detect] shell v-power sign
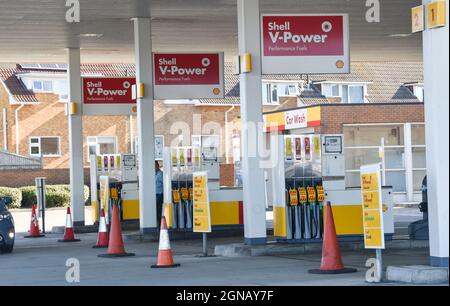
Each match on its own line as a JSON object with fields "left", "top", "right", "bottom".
{"left": 261, "top": 14, "right": 350, "bottom": 74}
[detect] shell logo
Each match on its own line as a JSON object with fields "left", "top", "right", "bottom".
{"left": 213, "top": 88, "right": 221, "bottom": 95}
{"left": 123, "top": 81, "right": 131, "bottom": 89}
{"left": 322, "top": 21, "right": 333, "bottom": 33}
{"left": 336, "top": 60, "right": 345, "bottom": 69}
{"left": 132, "top": 106, "right": 137, "bottom": 113}
{"left": 202, "top": 57, "right": 211, "bottom": 67}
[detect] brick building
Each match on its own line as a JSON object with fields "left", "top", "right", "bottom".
{"left": 0, "top": 61, "right": 425, "bottom": 202}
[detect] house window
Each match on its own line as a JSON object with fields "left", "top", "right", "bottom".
{"left": 32, "top": 80, "right": 53, "bottom": 92}
{"left": 349, "top": 85, "right": 365, "bottom": 103}
{"left": 263, "top": 83, "right": 299, "bottom": 105}
{"left": 322, "top": 83, "right": 367, "bottom": 103}
{"left": 271, "top": 85, "right": 279, "bottom": 103}
{"left": 29, "top": 137, "right": 60, "bottom": 157}
{"left": 287, "top": 84, "right": 298, "bottom": 96}
{"left": 408, "top": 85, "right": 424, "bottom": 102}
{"left": 87, "top": 136, "right": 117, "bottom": 160}
{"left": 53, "top": 79, "right": 69, "bottom": 101}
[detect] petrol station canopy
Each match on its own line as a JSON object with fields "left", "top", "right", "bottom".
{"left": 0, "top": 0, "right": 421, "bottom": 63}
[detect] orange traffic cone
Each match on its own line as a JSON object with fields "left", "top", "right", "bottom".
{"left": 58, "top": 207, "right": 81, "bottom": 243}
{"left": 24, "top": 205, "right": 45, "bottom": 238}
{"left": 309, "top": 202, "right": 357, "bottom": 274}
{"left": 151, "top": 216, "right": 180, "bottom": 268}
{"left": 93, "top": 208, "right": 109, "bottom": 249}
{"left": 98, "top": 204, "right": 134, "bottom": 258}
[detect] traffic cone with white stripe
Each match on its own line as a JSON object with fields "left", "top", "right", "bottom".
{"left": 93, "top": 208, "right": 108, "bottom": 249}
{"left": 58, "top": 207, "right": 81, "bottom": 243}
{"left": 98, "top": 203, "right": 135, "bottom": 258}
{"left": 24, "top": 205, "right": 45, "bottom": 238}
{"left": 151, "top": 216, "right": 180, "bottom": 268}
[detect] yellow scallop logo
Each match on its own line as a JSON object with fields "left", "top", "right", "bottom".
{"left": 132, "top": 106, "right": 137, "bottom": 113}
{"left": 213, "top": 88, "right": 221, "bottom": 95}
{"left": 336, "top": 60, "right": 345, "bottom": 69}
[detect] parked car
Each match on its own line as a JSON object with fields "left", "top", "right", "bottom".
{"left": 0, "top": 197, "right": 15, "bottom": 253}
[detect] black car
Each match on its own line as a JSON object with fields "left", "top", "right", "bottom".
{"left": 0, "top": 197, "right": 15, "bottom": 254}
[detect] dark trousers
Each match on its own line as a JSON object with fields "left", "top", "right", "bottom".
{"left": 156, "top": 194, "right": 164, "bottom": 229}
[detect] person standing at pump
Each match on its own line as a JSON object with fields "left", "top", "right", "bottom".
{"left": 155, "top": 161, "right": 164, "bottom": 230}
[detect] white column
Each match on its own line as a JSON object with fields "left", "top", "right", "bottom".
{"left": 133, "top": 17, "right": 157, "bottom": 233}
{"left": 404, "top": 123, "right": 414, "bottom": 202}
{"left": 67, "top": 48, "right": 85, "bottom": 226}
{"left": 422, "top": 0, "right": 449, "bottom": 267}
{"left": 237, "top": 0, "right": 267, "bottom": 245}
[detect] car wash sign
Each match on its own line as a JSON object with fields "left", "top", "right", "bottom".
{"left": 153, "top": 53, "right": 225, "bottom": 100}
{"left": 264, "top": 106, "right": 321, "bottom": 132}
{"left": 261, "top": 14, "right": 350, "bottom": 74}
{"left": 82, "top": 77, "right": 136, "bottom": 116}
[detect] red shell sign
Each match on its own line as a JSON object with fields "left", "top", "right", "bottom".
{"left": 262, "top": 15, "right": 345, "bottom": 57}
{"left": 83, "top": 77, "right": 136, "bottom": 104}
{"left": 261, "top": 14, "right": 350, "bottom": 74}
{"left": 154, "top": 53, "right": 220, "bottom": 85}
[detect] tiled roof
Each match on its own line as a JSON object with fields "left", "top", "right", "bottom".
{"left": 0, "top": 67, "right": 39, "bottom": 103}
{"left": 0, "top": 62, "right": 423, "bottom": 105}
{"left": 198, "top": 61, "right": 424, "bottom": 106}
{"left": 306, "top": 61, "right": 424, "bottom": 104}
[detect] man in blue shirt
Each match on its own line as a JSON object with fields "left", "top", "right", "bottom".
{"left": 155, "top": 161, "right": 164, "bottom": 229}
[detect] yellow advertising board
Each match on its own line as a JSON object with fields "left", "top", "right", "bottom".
{"left": 99, "top": 175, "right": 110, "bottom": 223}
{"left": 193, "top": 172, "right": 212, "bottom": 233}
{"left": 360, "top": 164, "right": 385, "bottom": 249}
{"left": 411, "top": 5, "right": 425, "bottom": 33}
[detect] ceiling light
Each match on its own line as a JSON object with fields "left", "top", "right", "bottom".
{"left": 388, "top": 34, "right": 412, "bottom": 38}
{"left": 79, "top": 33, "right": 104, "bottom": 38}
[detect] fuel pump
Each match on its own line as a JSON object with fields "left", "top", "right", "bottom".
{"left": 167, "top": 141, "right": 225, "bottom": 232}
{"left": 299, "top": 187, "right": 310, "bottom": 239}
{"left": 281, "top": 134, "right": 324, "bottom": 241}
{"left": 307, "top": 186, "right": 321, "bottom": 239}
{"left": 316, "top": 186, "right": 325, "bottom": 238}
{"left": 171, "top": 147, "right": 196, "bottom": 230}
{"left": 298, "top": 187, "right": 308, "bottom": 239}
{"left": 288, "top": 184, "right": 300, "bottom": 239}
{"left": 184, "top": 148, "right": 193, "bottom": 229}
{"left": 271, "top": 130, "right": 395, "bottom": 243}
{"left": 172, "top": 185, "right": 181, "bottom": 229}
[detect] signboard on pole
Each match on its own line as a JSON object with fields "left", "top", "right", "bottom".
{"left": 360, "top": 163, "right": 385, "bottom": 249}
{"left": 411, "top": 5, "right": 425, "bottom": 33}
{"left": 193, "top": 171, "right": 212, "bottom": 233}
{"left": 153, "top": 53, "right": 225, "bottom": 99}
{"left": 261, "top": 14, "right": 350, "bottom": 74}
{"left": 82, "top": 77, "right": 136, "bottom": 116}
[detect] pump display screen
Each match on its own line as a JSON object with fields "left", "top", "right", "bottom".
{"left": 202, "top": 147, "right": 218, "bottom": 162}
{"left": 324, "top": 136, "right": 343, "bottom": 154}
{"left": 123, "top": 155, "right": 136, "bottom": 167}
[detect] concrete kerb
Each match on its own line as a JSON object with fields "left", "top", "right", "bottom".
{"left": 214, "top": 239, "right": 430, "bottom": 257}
{"left": 124, "top": 228, "right": 246, "bottom": 243}
{"left": 386, "top": 265, "right": 449, "bottom": 284}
